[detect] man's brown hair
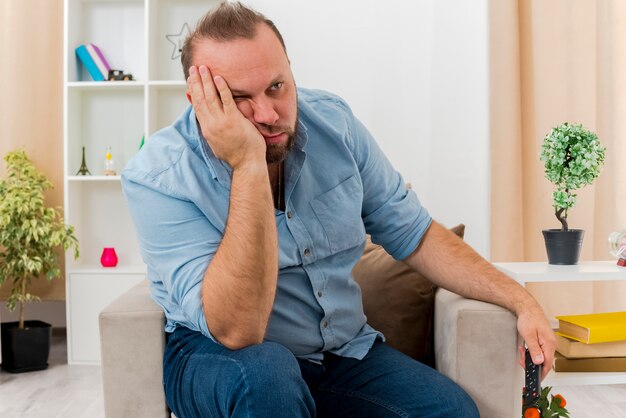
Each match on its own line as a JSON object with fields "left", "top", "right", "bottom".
{"left": 181, "top": 1, "right": 287, "bottom": 79}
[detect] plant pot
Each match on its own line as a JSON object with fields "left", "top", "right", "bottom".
{"left": 1, "top": 320, "right": 52, "bottom": 373}
{"left": 542, "top": 229, "right": 585, "bottom": 265}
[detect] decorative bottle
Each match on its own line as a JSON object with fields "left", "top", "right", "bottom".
{"left": 104, "top": 146, "right": 116, "bottom": 176}
{"left": 100, "top": 248, "right": 118, "bottom": 267}
{"left": 608, "top": 230, "right": 626, "bottom": 266}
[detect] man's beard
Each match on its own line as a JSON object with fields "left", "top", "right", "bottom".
{"left": 264, "top": 115, "right": 298, "bottom": 164}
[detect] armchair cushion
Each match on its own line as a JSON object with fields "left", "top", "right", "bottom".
{"left": 352, "top": 224, "right": 465, "bottom": 365}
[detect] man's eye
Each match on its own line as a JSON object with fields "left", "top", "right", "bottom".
{"left": 271, "top": 82, "right": 283, "bottom": 90}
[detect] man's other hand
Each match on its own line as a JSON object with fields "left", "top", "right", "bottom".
{"left": 516, "top": 307, "right": 557, "bottom": 381}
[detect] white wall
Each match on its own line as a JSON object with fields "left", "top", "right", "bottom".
{"left": 245, "top": 0, "right": 491, "bottom": 257}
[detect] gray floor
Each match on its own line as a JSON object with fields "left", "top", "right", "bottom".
{"left": 2, "top": 331, "right": 626, "bottom": 417}
{"left": 0, "top": 330, "right": 103, "bottom": 418}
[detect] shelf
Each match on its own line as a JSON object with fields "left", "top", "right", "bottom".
{"left": 67, "top": 0, "right": 145, "bottom": 82}
{"left": 66, "top": 181, "right": 143, "bottom": 267}
{"left": 69, "top": 264, "right": 147, "bottom": 275}
{"left": 68, "top": 175, "right": 121, "bottom": 181}
{"left": 67, "top": 81, "right": 144, "bottom": 90}
{"left": 148, "top": 80, "right": 186, "bottom": 87}
{"left": 64, "top": 0, "right": 218, "bottom": 366}
{"left": 66, "top": 87, "right": 144, "bottom": 175}
{"left": 79, "top": 0, "right": 136, "bottom": 4}
{"left": 494, "top": 261, "right": 626, "bottom": 283}
{"left": 545, "top": 371, "right": 626, "bottom": 386}
{"left": 499, "top": 262, "right": 626, "bottom": 390}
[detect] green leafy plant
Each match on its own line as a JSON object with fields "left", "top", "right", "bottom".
{"left": 523, "top": 386, "right": 570, "bottom": 418}
{"left": 0, "top": 150, "right": 79, "bottom": 328}
{"left": 539, "top": 386, "right": 570, "bottom": 417}
{"left": 540, "top": 122, "right": 606, "bottom": 231}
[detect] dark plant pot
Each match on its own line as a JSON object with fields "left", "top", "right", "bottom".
{"left": 542, "top": 229, "right": 585, "bottom": 265}
{"left": 1, "top": 320, "right": 52, "bottom": 373}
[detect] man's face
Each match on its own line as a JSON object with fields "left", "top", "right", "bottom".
{"left": 191, "top": 24, "right": 298, "bottom": 164}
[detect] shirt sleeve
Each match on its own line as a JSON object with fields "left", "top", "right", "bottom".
{"left": 345, "top": 108, "right": 432, "bottom": 260}
{"left": 121, "top": 170, "right": 221, "bottom": 342}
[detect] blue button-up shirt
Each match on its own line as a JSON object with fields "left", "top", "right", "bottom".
{"left": 122, "top": 88, "right": 432, "bottom": 361}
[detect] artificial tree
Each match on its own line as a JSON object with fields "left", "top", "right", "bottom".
{"left": 0, "top": 149, "right": 79, "bottom": 328}
{"left": 540, "top": 122, "right": 606, "bottom": 231}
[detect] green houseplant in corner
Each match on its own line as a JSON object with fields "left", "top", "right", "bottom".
{"left": 539, "top": 122, "right": 606, "bottom": 265}
{"left": 0, "top": 149, "right": 79, "bottom": 372}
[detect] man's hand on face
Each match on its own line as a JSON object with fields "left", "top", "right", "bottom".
{"left": 187, "top": 65, "right": 266, "bottom": 170}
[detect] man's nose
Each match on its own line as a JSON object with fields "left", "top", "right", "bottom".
{"left": 251, "top": 98, "right": 279, "bottom": 126}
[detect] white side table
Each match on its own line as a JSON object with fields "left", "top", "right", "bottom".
{"left": 494, "top": 261, "right": 626, "bottom": 386}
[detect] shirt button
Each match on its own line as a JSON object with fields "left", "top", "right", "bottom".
{"left": 323, "top": 321, "right": 329, "bottom": 328}
{"left": 304, "top": 248, "right": 311, "bottom": 256}
{"left": 287, "top": 211, "right": 293, "bottom": 219}
{"left": 317, "top": 290, "right": 322, "bottom": 297}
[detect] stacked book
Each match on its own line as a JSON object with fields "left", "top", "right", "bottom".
{"left": 554, "top": 311, "right": 626, "bottom": 372}
{"left": 75, "top": 43, "right": 111, "bottom": 81}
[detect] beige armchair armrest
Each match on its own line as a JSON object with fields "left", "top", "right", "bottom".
{"left": 99, "top": 280, "right": 169, "bottom": 418}
{"left": 434, "top": 288, "right": 521, "bottom": 418}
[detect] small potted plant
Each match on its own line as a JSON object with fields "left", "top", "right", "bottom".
{"left": 539, "top": 122, "right": 606, "bottom": 265}
{"left": 0, "top": 149, "right": 79, "bottom": 373}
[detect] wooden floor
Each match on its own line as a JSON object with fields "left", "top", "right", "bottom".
{"left": 2, "top": 331, "right": 626, "bottom": 417}
{"left": 551, "top": 384, "right": 626, "bottom": 418}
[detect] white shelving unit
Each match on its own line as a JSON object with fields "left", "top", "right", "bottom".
{"left": 63, "top": 0, "right": 219, "bottom": 364}
{"left": 494, "top": 261, "right": 626, "bottom": 387}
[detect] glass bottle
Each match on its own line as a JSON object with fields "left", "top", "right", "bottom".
{"left": 104, "top": 146, "right": 116, "bottom": 176}
{"left": 608, "top": 230, "right": 626, "bottom": 259}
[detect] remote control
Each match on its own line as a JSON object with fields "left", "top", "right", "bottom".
{"left": 522, "top": 348, "right": 542, "bottom": 412}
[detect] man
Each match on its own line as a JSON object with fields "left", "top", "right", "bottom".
{"left": 122, "top": 3, "right": 555, "bottom": 417}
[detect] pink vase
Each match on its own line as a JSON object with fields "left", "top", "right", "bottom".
{"left": 100, "top": 247, "right": 118, "bottom": 267}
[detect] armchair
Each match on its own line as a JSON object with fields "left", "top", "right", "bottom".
{"left": 99, "top": 279, "right": 520, "bottom": 418}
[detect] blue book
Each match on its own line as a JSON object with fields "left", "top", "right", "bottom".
{"left": 75, "top": 44, "right": 105, "bottom": 81}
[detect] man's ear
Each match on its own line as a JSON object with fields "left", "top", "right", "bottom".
{"left": 186, "top": 90, "right": 192, "bottom": 104}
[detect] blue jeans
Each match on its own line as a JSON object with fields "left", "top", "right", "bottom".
{"left": 163, "top": 327, "right": 479, "bottom": 418}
